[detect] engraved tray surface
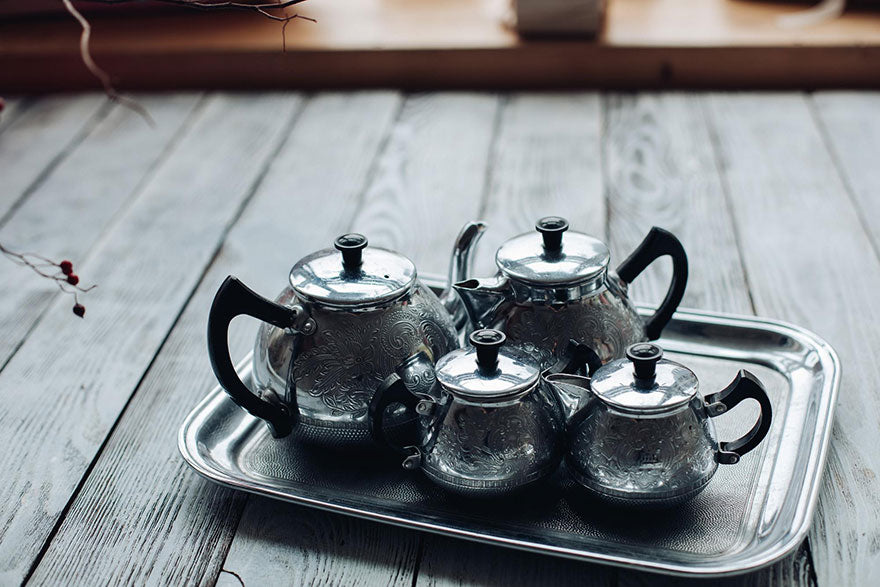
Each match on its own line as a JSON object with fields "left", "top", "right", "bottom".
{"left": 179, "top": 304, "right": 839, "bottom": 577}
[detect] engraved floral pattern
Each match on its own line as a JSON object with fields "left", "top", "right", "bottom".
{"left": 291, "top": 285, "right": 457, "bottom": 417}
{"left": 506, "top": 291, "right": 644, "bottom": 369}
{"left": 570, "top": 403, "right": 717, "bottom": 497}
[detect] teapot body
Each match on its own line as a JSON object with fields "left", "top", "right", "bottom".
{"left": 485, "top": 274, "right": 645, "bottom": 370}
{"left": 253, "top": 280, "right": 459, "bottom": 448}
{"left": 567, "top": 396, "right": 719, "bottom": 507}
{"left": 414, "top": 379, "right": 565, "bottom": 497}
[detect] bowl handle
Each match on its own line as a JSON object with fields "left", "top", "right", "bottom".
{"left": 705, "top": 370, "right": 773, "bottom": 465}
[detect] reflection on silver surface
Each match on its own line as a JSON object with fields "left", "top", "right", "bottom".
{"left": 181, "top": 277, "right": 840, "bottom": 578}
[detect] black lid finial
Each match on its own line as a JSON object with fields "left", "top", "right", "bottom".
{"left": 335, "top": 233, "right": 368, "bottom": 269}
{"left": 536, "top": 217, "right": 569, "bottom": 251}
{"left": 626, "top": 342, "right": 663, "bottom": 384}
{"left": 470, "top": 329, "right": 506, "bottom": 373}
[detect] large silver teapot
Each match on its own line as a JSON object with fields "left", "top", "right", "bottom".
{"left": 370, "top": 329, "right": 597, "bottom": 497}
{"left": 207, "top": 228, "right": 483, "bottom": 448}
{"left": 454, "top": 217, "right": 688, "bottom": 368}
{"left": 548, "top": 343, "right": 772, "bottom": 508}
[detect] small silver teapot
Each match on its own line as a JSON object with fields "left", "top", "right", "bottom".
{"left": 454, "top": 217, "right": 688, "bottom": 369}
{"left": 549, "top": 343, "right": 773, "bottom": 508}
{"left": 370, "top": 329, "right": 596, "bottom": 497}
{"left": 207, "top": 232, "right": 474, "bottom": 448}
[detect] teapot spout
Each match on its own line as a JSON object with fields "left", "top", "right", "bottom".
{"left": 439, "top": 221, "right": 487, "bottom": 329}
{"left": 544, "top": 373, "right": 592, "bottom": 421}
{"left": 453, "top": 276, "right": 515, "bottom": 330}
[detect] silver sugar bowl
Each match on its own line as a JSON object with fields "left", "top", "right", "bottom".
{"left": 454, "top": 217, "right": 688, "bottom": 369}
{"left": 371, "top": 329, "right": 577, "bottom": 497}
{"left": 550, "top": 343, "right": 773, "bottom": 508}
{"left": 207, "top": 233, "right": 459, "bottom": 447}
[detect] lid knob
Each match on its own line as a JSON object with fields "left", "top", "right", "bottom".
{"left": 536, "top": 217, "right": 569, "bottom": 251}
{"left": 334, "top": 233, "right": 368, "bottom": 269}
{"left": 470, "top": 329, "right": 506, "bottom": 374}
{"left": 626, "top": 342, "right": 663, "bottom": 384}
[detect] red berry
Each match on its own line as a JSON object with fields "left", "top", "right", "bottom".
{"left": 59, "top": 260, "right": 73, "bottom": 275}
{"left": 72, "top": 304, "right": 85, "bottom": 318}
{"left": 66, "top": 274, "right": 79, "bottom": 286}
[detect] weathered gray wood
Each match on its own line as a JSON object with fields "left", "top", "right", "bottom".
{"left": 812, "top": 92, "right": 880, "bottom": 253}
{"left": 704, "top": 92, "right": 880, "bottom": 586}
{"left": 0, "top": 94, "right": 107, "bottom": 219}
{"left": 219, "top": 501, "right": 420, "bottom": 587}
{"left": 414, "top": 92, "right": 614, "bottom": 587}
{"left": 0, "top": 93, "right": 202, "bottom": 369}
{"left": 471, "top": 93, "right": 603, "bottom": 276}
{"left": 0, "top": 93, "right": 302, "bottom": 586}
{"left": 605, "top": 93, "right": 814, "bottom": 586}
{"left": 351, "top": 92, "right": 499, "bottom": 276}
{"left": 30, "top": 92, "right": 406, "bottom": 586}
{"left": 0, "top": 97, "right": 27, "bottom": 134}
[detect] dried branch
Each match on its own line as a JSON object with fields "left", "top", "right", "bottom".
{"left": 0, "top": 242, "right": 96, "bottom": 317}
{"left": 59, "top": 0, "right": 314, "bottom": 121}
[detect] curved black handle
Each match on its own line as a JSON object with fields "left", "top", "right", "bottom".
{"left": 369, "top": 374, "right": 421, "bottom": 455}
{"left": 616, "top": 227, "right": 688, "bottom": 341}
{"left": 705, "top": 370, "right": 773, "bottom": 465}
{"left": 544, "top": 339, "right": 604, "bottom": 377}
{"left": 207, "top": 276, "right": 299, "bottom": 438}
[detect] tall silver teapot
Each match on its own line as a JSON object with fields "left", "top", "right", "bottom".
{"left": 206, "top": 227, "right": 484, "bottom": 448}
{"left": 454, "top": 217, "right": 688, "bottom": 368}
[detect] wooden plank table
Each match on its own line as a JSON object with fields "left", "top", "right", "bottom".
{"left": 0, "top": 89, "right": 877, "bottom": 586}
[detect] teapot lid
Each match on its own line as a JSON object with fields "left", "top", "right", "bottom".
{"left": 435, "top": 329, "right": 540, "bottom": 401}
{"left": 289, "top": 234, "right": 416, "bottom": 307}
{"left": 495, "top": 217, "right": 610, "bottom": 286}
{"left": 590, "top": 343, "right": 698, "bottom": 414}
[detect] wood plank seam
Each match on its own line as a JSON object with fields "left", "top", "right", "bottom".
{"left": 0, "top": 98, "right": 112, "bottom": 229}
{"left": 697, "top": 95, "right": 759, "bottom": 317}
{"left": 806, "top": 95, "right": 880, "bottom": 266}
{"left": 474, "top": 93, "right": 507, "bottom": 221}
{"left": 0, "top": 94, "right": 206, "bottom": 379}
{"left": 12, "top": 93, "right": 306, "bottom": 586}
{"left": 20, "top": 94, "right": 305, "bottom": 586}
{"left": 698, "top": 93, "right": 818, "bottom": 586}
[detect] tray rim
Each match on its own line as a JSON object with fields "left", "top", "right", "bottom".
{"left": 179, "top": 306, "right": 840, "bottom": 578}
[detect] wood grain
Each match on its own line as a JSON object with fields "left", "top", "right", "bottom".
{"left": 413, "top": 91, "right": 615, "bottom": 587}
{"left": 603, "top": 94, "right": 814, "bottom": 586}
{"left": 220, "top": 500, "right": 420, "bottom": 587}
{"left": 604, "top": 92, "right": 751, "bottom": 312}
{"left": 29, "top": 92, "right": 407, "bottom": 586}
{"left": 811, "top": 92, "right": 880, "bottom": 254}
{"left": 0, "top": 94, "right": 106, "bottom": 219}
{"left": 1, "top": 0, "right": 880, "bottom": 90}
{"left": 471, "top": 92, "right": 602, "bottom": 276}
{"left": 0, "top": 93, "right": 201, "bottom": 368}
{"left": 704, "top": 92, "right": 880, "bottom": 586}
{"left": 0, "top": 93, "right": 302, "bottom": 585}
{"left": 350, "top": 92, "right": 499, "bottom": 276}
{"left": 0, "top": 97, "right": 26, "bottom": 134}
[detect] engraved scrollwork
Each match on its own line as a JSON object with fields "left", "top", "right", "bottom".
{"left": 291, "top": 286, "right": 458, "bottom": 418}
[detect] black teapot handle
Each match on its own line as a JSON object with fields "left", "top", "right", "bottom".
{"left": 369, "top": 374, "right": 423, "bottom": 469}
{"left": 207, "top": 276, "right": 304, "bottom": 438}
{"left": 705, "top": 370, "right": 773, "bottom": 465}
{"left": 616, "top": 227, "right": 688, "bottom": 341}
{"left": 544, "top": 339, "right": 604, "bottom": 377}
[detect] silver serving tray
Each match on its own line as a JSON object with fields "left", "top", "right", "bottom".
{"left": 179, "top": 300, "right": 839, "bottom": 577}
